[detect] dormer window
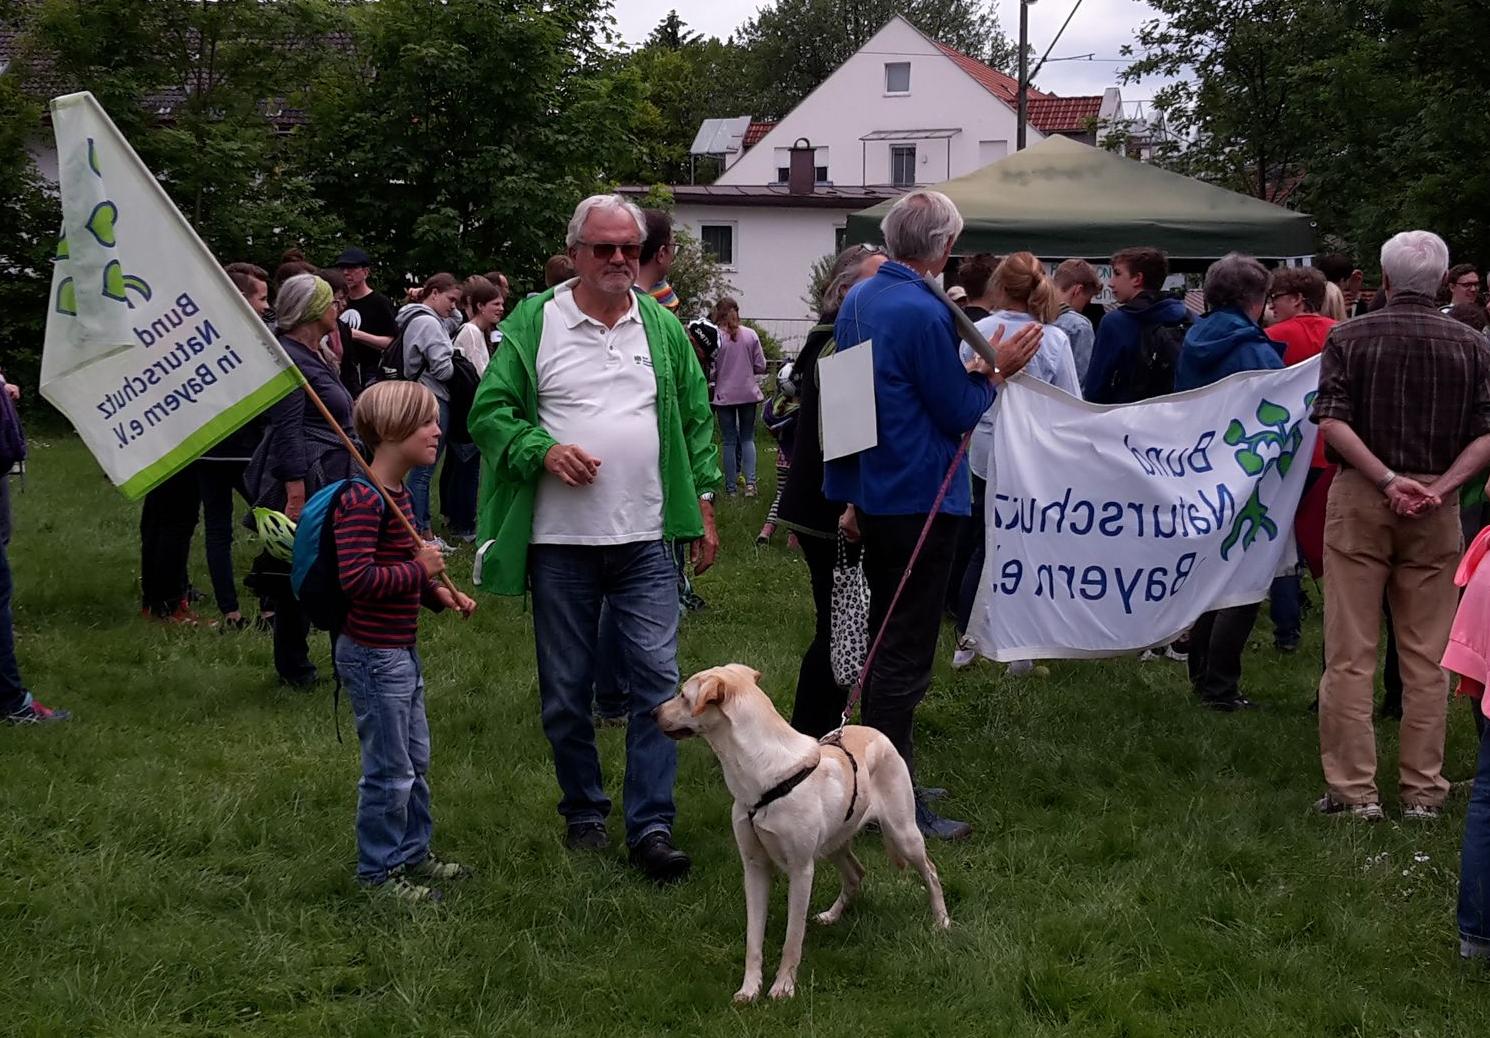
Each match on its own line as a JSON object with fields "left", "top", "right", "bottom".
{"left": 885, "top": 62, "right": 911, "bottom": 94}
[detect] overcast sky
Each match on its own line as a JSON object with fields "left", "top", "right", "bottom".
{"left": 610, "top": 0, "right": 1174, "bottom": 103}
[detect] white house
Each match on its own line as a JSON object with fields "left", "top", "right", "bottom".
{"left": 626, "top": 15, "right": 1124, "bottom": 353}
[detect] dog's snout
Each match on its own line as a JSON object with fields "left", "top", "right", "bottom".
{"left": 650, "top": 704, "right": 664, "bottom": 719}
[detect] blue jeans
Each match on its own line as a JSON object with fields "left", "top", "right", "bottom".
{"left": 0, "top": 524, "right": 29, "bottom": 717}
{"left": 716, "top": 402, "right": 757, "bottom": 491}
{"left": 1460, "top": 716, "right": 1490, "bottom": 945}
{"left": 408, "top": 396, "right": 450, "bottom": 535}
{"left": 1270, "top": 572, "right": 1302, "bottom": 645}
{"left": 529, "top": 540, "right": 680, "bottom": 847}
{"left": 439, "top": 441, "right": 480, "bottom": 535}
{"left": 337, "top": 637, "right": 434, "bottom": 884}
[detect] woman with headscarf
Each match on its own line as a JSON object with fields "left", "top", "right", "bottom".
{"left": 245, "top": 273, "right": 357, "bottom": 687}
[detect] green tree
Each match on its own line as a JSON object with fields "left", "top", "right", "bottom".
{"left": 299, "top": 0, "right": 648, "bottom": 289}
{"left": 0, "top": 75, "right": 59, "bottom": 397}
{"left": 18, "top": 0, "right": 346, "bottom": 267}
{"left": 1121, "top": 0, "right": 1345, "bottom": 202}
{"left": 737, "top": 0, "right": 1018, "bottom": 119}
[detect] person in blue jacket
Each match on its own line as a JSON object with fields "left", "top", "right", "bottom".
{"left": 1083, "top": 246, "right": 1193, "bottom": 403}
{"left": 1176, "top": 253, "right": 1284, "bottom": 711}
{"left": 824, "top": 189, "right": 1040, "bottom": 841}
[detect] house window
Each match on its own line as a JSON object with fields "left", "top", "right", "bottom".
{"left": 776, "top": 166, "right": 790, "bottom": 184}
{"left": 884, "top": 61, "right": 911, "bottom": 94}
{"left": 701, "top": 224, "right": 735, "bottom": 266}
{"left": 891, "top": 145, "right": 917, "bottom": 187}
{"left": 815, "top": 165, "right": 829, "bottom": 183}
{"left": 835, "top": 226, "right": 849, "bottom": 253}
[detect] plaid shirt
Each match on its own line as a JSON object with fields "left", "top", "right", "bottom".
{"left": 1311, "top": 291, "right": 1490, "bottom": 474}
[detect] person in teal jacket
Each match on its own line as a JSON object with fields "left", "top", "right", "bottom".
{"left": 467, "top": 194, "right": 721, "bottom": 883}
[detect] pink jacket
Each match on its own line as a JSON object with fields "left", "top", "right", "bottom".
{"left": 1441, "top": 525, "right": 1490, "bottom": 717}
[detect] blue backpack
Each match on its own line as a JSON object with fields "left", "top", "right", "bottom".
{"left": 290, "top": 475, "right": 386, "bottom": 633}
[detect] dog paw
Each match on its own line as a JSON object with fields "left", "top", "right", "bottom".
{"left": 934, "top": 915, "right": 952, "bottom": 931}
{"left": 768, "top": 977, "right": 796, "bottom": 1000}
{"left": 733, "top": 983, "right": 761, "bottom": 1004}
{"left": 814, "top": 909, "right": 841, "bottom": 926}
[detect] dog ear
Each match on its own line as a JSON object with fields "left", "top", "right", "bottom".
{"left": 690, "top": 673, "right": 726, "bottom": 716}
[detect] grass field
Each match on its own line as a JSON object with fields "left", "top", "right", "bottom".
{"left": 4, "top": 434, "right": 1490, "bottom": 1036}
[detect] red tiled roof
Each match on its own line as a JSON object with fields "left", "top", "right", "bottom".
{"left": 742, "top": 119, "right": 775, "bottom": 148}
{"left": 930, "top": 40, "right": 1049, "bottom": 106}
{"left": 1026, "top": 96, "right": 1102, "bottom": 133}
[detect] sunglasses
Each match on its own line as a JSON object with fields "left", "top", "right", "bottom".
{"left": 578, "top": 241, "right": 642, "bottom": 261}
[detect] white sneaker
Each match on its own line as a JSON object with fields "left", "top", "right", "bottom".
{"left": 951, "top": 635, "right": 978, "bottom": 670}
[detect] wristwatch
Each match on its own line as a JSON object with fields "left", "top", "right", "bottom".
{"left": 699, "top": 492, "right": 716, "bottom": 503}
{"left": 1376, "top": 470, "right": 1399, "bottom": 492}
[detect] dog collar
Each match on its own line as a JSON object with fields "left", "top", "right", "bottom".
{"left": 748, "top": 761, "right": 819, "bottom": 820}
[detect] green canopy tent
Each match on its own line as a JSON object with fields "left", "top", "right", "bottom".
{"left": 846, "top": 135, "right": 1315, "bottom": 260}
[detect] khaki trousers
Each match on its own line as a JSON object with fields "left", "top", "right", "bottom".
{"left": 1319, "top": 468, "right": 1459, "bottom": 808}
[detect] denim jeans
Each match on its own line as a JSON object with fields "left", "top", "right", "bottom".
{"left": 529, "top": 540, "right": 680, "bottom": 847}
{"left": 337, "top": 636, "right": 433, "bottom": 884}
{"left": 408, "top": 396, "right": 450, "bottom": 535}
{"left": 593, "top": 601, "right": 628, "bottom": 719}
{"left": 1269, "top": 572, "right": 1301, "bottom": 645}
{"left": 0, "top": 529, "right": 29, "bottom": 716}
{"left": 716, "top": 402, "right": 758, "bottom": 491}
{"left": 438, "top": 440, "right": 480, "bottom": 535}
{"left": 197, "top": 460, "right": 249, "bottom": 615}
{"left": 1460, "top": 714, "right": 1490, "bottom": 945}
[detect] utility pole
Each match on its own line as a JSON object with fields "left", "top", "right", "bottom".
{"left": 1017, "top": 0, "right": 1034, "bottom": 151}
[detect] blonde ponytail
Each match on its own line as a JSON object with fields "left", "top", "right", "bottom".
{"left": 994, "top": 252, "right": 1061, "bottom": 324}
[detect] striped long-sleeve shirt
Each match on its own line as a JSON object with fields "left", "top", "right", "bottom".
{"left": 334, "top": 482, "right": 442, "bottom": 647}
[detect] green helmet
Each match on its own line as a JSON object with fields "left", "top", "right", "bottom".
{"left": 253, "top": 507, "right": 297, "bottom": 562}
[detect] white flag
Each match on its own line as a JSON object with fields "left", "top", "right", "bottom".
{"left": 41, "top": 92, "right": 303, "bottom": 500}
{"left": 969, "top": 358, "right": 1320, "bottom": 660}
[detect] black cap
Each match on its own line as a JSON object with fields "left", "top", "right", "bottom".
{"left": 333, "top": 247, "right": 371, "bottom": 268}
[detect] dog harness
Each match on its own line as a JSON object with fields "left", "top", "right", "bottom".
{"left": 747, "top": 735, "right": 860, "bottom": 824}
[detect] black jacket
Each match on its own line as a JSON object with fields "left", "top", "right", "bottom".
{"left": 777, "top": 318, "right": 845, "bottom": 538}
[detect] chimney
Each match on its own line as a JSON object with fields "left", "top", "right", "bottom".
{"left": 788, "top": 137, "right": 815, "bottom": 195}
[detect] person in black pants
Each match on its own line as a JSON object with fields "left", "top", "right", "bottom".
{"left": 778, "top": 247, "right": 887, "bottom": 738}
{"left": 139, "top": 468, "right": 200, "bottom": 621}
{"left": 1187, "top": 603, "right": 1262, "bottom": 710}
{"left": 195, "top": 421, "right": 262, "bottom": 629}
{"left": 244, "top": 274, "right": 357, "bottom": 686}
{"left": 819, "top": 193, "right": 1040, "bottom": 842}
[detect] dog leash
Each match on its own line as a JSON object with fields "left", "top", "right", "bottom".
{"left": 832, "top": 431, "right": 973, "bottom": 735}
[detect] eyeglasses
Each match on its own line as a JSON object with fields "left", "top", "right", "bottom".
{"left": 1267, "top": 292, "right": 1298, "bottom": 302}
{"left": 1456, "top": 280, "right": 1481, "bottom": 290}
{"left": 578, "top": 241, "right": 642, "bottom": 261}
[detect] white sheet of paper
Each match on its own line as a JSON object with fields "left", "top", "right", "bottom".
{"left": 818, "top": 339, "right": 878, "bottom": 461}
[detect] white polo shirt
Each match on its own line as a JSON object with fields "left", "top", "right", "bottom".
{"left": 531, "top": 285, "right": 665, "bottom": 545}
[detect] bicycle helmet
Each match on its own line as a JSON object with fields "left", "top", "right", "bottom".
{"left": 252, "top": 507, "right": 297, "bottom": 562}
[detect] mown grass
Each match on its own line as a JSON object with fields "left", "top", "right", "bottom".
{"left": 4, "top": 434, "right": 1490, "bottom": 1036}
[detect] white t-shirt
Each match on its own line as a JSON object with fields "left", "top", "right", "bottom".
{"left": 453, "top": 322, "right": 490, "bottom": 377}
{"left": 531, "top": 286, "right": 664, "bottom": 545}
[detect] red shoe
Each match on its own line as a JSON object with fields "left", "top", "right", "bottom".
{"left": 5, "top": 697, "right": 72, "bottom": 725}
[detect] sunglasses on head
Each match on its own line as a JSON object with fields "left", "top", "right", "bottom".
{"left": 578, "top": 241, "right": 642, "bottom": 261}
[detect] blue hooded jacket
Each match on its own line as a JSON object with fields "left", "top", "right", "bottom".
{"left": 1082, "top": 292, "right": 1192, "bottom": 402}
{"left": 1173, "top": 307, "right": 1284, "bottom": 391}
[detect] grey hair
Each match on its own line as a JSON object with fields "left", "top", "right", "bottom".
{"left": 566, "top": 194, "right": 646, "bottom": 249}
{"left": 275, "top": 273, "right": 330, "bottom": 331}
{"left": 819, "top": 245, "right": 880, "bottom": 314}
{"left": 880, "top": 189, "right": 963, "bottom": 263}
{"left": 1203, "top": 252, "right": 1271, "bottom": 312}
{"left": 1381, "top": 230, "right": 1450, "bottom": 297}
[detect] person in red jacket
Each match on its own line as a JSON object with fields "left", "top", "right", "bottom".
{"left": 1268, "top": 266, "right": 1338, "bottom": 652}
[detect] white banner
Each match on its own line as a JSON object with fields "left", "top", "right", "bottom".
{"left": 41, "top": 92, "right": 302, "bottom": 500}
{"left": 969, "top": 357, "right": 1321, "bottom": 660}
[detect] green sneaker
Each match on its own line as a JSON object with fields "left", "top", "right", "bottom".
{"left": 406, "top": 852, "right": 472, "bottom": 883}
{"left": 370, "top": 873, "right": 443, "bottom": 903}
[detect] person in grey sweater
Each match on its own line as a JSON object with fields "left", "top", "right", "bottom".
{"left": 1053, "top": 259, "right": 1101, "bottom": 387}
{"left": 396, "top": 273, "right": 460, "bottom": 547}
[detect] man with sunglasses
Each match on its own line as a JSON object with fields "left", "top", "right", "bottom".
{"left": 469, "top": 194, "right": 722, "bottom": 884}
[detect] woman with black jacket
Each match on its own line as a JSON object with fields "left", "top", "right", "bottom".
{"left": 778, "top": 245, "right": 885, "bottom": 736}
{"left": 244, "top": 273, "right": 357, "bottom": 686}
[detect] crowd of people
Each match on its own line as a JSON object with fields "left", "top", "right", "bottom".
{"left": 7, "top": 187, "right": 1490, "bottom": 961}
